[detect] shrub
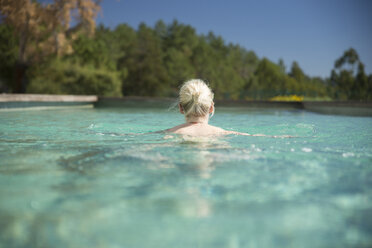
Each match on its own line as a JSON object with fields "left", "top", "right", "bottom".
{"left": 270, "top": 95, "right": 304, "bottom": 102}
{"left": 27, "top": 59, "right": 122, "bottom": 96}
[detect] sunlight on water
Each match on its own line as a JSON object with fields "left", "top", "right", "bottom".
{"left": 0, "top": 107, "right": 372, "bottom": 248}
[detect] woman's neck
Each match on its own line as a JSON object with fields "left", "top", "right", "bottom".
{"left": 186, "top": 115, "right": 209, "bottom": 124}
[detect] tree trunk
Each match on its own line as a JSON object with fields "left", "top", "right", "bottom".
{"left": 12, "top": 12, "right": 30, "bottom": 93}
{"left": 13, "top": 63, "right": 28, "bottom": 93}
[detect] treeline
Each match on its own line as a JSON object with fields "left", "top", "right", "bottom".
{"left": 1, "top": 20, "right": 371, "bottom": 100}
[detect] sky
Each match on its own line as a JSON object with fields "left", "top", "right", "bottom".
{"left": 96, "top": 0, "right": 372, "bottom": 78}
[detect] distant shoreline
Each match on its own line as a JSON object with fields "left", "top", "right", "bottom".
{"left": 1, "top": 94, "right": 371, "bottom": 116}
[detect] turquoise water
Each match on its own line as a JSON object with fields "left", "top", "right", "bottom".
{"left": 0, "top": 106, "right": 372, "bottom": 248}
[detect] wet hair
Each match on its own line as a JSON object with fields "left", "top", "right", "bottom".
{"left": 179, "top": 79, "right": 214, "bottom": 118}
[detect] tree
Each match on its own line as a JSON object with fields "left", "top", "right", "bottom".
{"left": 0, "top": 14, "right": 338, "bottom": 99}
{"left": 252, "top": 58, "right": 283, "bottom": 98}
{"left": 162, "top": 21, "right": 198, "bottom": 92}
{"left": 121, "top": 23, "right": 168, "bottom": 96}
{"left": 0, "top": 0, "right": 101, "bottom": 92}
{"left": 278, "top": 58, "right": 286, "bottom": 74}
{"left": 330, "top": 48, "right": 370, "bottom": 99}
{"left": 0, "top": 24, "right": 17, "bottom": 92}
{"left": 250, "top": 58, "right": 305, "bottom": 99}
{"left": 353, "top": 62, "right": 369, "bottom": 99}
{"left": 26, "top": 24, "right": 123, "bottom": 97}
{"left": 27, "top": 59, "right": 122, "bottom": 96}
{"left": 335, "top": 48, "right": 359, "bottom": 72}
{"left": 289, "top": 61, "right": 305, "bottom": 84}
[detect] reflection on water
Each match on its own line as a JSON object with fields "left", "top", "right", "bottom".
{"left": 0, "top": 108, "right": 372, "bottom": 247}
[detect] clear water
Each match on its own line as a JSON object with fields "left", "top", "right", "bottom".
{"left": 0, "top": 106, "right": 372, "bottom": 248}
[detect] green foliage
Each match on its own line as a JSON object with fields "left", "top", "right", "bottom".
{"left": 27, "top": 59, "right": 122, "bottom": 96}
{"left": 68, "top": 33, "right": 115, "bottom": 71}
{"left": 163, "top": 21, "right": 198, "bottom": 92}
{"left": 288, "top": 61, "right": 328, "bottom": 98}
{"left": 330, "top": 48, "right": 371, "bottom": 100}
{"left": 335, "top": 48, "right": 359, "bottom": 69}
{"left": 246, "top": 58, "right": 299, "bottom": 99}
{"left": 120, "top": 23, "right": 169, "bottom": 96}
{"left": 289, "top": 61, "right": 306, "bottom": 83}
{"left": 1, "top": 20, "right": 371, "bottom": 100}
{"left": 278, "top": 59, "right": 286, "bottom": 74}
{"left": 0, "top": 24, "right": 18, "bottom": 92}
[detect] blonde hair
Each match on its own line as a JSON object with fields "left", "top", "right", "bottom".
{"left": 179, "top": 79, "right": 214, "bottom": 118}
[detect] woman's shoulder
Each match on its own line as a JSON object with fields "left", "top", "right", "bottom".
{"left": 207, "top": 125, "right": 249, "bottom": 135}
{"left": 207, "top": 124, "right": 225, "bottom": 132}
{"left": 162, "top": 124, "right": 254, "bottom": 136}
{"left": 172, "top": 124, "right": 231, "bottom": 136}
{"left": 163, "top": 123, "right": 188, "bottom": 133}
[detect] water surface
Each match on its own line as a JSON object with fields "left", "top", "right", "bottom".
{"left": 0, "top": 106, "right": 371, "bottom": 248}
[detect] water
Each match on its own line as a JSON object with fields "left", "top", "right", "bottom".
{"left": 0, "top": 106, "right": 372, "bottom": 248}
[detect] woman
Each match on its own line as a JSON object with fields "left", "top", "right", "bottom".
{"left": 165, "top": 79, "right": 259, "bottom": 136}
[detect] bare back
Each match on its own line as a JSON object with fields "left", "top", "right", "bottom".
{"left": 165, "top": 123, "right": 229, "bottom": 136}
{"left": 164, "top": 123, "right": 293, "bottom": 138}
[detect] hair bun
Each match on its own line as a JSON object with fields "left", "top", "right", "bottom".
{"left": 192, "top": 92, "right": 201, "bottom": 103}
{"left": 179, "top": 79, "right": 214, "bottom": 118}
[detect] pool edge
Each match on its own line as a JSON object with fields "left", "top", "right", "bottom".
{"left": 1, "top": 94, "right": 371, "bottom": 117}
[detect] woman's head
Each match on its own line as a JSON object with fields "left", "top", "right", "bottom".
{"left": 179, "top": 79, "right": 214, "bottom": 118}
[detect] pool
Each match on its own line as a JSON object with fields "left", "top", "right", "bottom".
{"left": 0, "top": 105, "right": 371, "bottom": 247}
